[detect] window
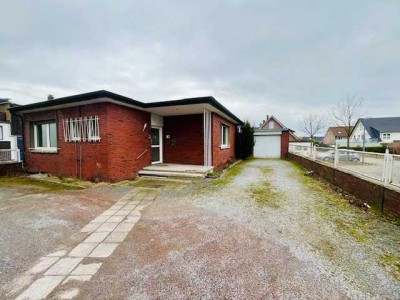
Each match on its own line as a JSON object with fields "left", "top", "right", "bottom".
{"left": 382, "top": 133, "right": 391, "bottom": 140}
{"left": 268, "top": 122, "right": 273, "bottom": 129}
{"left": 63, "top": 116, "right": 100, "bottom": 142}
{"left": 0, "top": 126, "right": 3, "bottom": 140}
{"left": 220, "top": 124, "right": 230, "bottom": 148}
{"left": 33, "top": 121, "right": 57, "bottom": 150}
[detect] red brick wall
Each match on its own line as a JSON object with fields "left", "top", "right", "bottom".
{"left": 106, "top": 104, "right": 151, "bottom": 181}
{"left": 212, "top": 113, "right": 236, "bottom": 168}
{"left": 281, "top": 130, "right": 290, "bottom": 159}
{"left": 163, "top": 114, "right": 204, "bottom": 165}
{"left": 23, "top": 103, "right": 151, "bottom": 182}
{"left": 288, "top": 153, "right": 400, "bottom": 217}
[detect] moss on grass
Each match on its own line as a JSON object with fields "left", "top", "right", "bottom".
{"left": 248, "top": 180, "right": 282, "bottom": 208}
{"left": 0, "top": 176, "right": 80, "bottom": 191}
{"left": 208, "top": 162, "right": 245, "bottom": 188}
{"left": 380, "top": 254, "right": 400, "bottom": 281}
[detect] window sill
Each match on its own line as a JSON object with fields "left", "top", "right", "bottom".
{"left": 30, "top": 148, "right": 59, "bottom": 154}
{"left": 220, "top": 145, "right": 230, "bottom": 149}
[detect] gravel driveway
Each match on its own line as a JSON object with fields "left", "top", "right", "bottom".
{"left": 75, "top": 159, "right": 400, "bottom": 299}
{"left": 2, "top": 160, "right": 400, "bottom": 299}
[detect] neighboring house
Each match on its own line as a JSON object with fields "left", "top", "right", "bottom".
{"left": 323, "top": 127, "right": 350, "bottom": 146}
{"left": 254, "top": 115, "right": 300, "bottom": 158}
{"left": 350, "top": 117, "right": 400, "bottom": 147}
{"left": 10, "top": 90, "right": 242, "bottom": 182}
{"left": 259, "top": 115, "right": 299, "bottom": 142}
{"left": 0, "top": 99, "right": 22, "bottom": 162}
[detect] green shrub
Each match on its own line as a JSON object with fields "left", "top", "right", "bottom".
{"left": 235, "top": 121, "right": 255, "bottom": 159}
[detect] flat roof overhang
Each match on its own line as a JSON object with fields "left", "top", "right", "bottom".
{"left": 10, "top": 90, "right": 242, "bottom": 125}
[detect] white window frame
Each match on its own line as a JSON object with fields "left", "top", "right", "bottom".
{"left": 32, "top": 121, "right": 58, "bottom": 152}
{"left": 382, "top": 133, "right": 391, "bottom": 140}
{"left": 268, "top": 122, "right": 273, "bottom": 129}
{"left": 0, "top": 126, "right": 3, "bottom": 140}
{"left": 220, "top": 124, "right": 230, "bottom": 149}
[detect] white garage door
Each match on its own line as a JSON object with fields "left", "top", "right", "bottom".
{"left": 254, "top": 135, "right": 281, "bottom": 158}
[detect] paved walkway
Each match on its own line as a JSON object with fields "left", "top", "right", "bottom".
{"left": 16, "top": 188, "right": 158, "bottom": 300}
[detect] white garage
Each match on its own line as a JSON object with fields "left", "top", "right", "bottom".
{"left": 254, "top": 131, "right": 281, "bottom": 158}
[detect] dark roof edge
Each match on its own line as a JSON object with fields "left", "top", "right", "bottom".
{"left": 9, "top": 90, "right": 146, "bottom": 113}
{"left": 9, "top": 90, "right": 242, "bottom": 125}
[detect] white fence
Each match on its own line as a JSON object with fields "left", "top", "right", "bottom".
{"left": 0, "top": 149, "right": 21, "bottom": 163}
{"left": 289, "top": 144, "right": 400, "bottom": 189}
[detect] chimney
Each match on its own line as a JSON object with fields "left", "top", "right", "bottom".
{"left": 266, "top": 115, "right": 269, "bottom": 120}
{"left": 47, "top": 94, "right": 55, "bottom": 101}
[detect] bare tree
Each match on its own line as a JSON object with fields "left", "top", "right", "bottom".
{"left": 298, "top": 113, "right": 326, "bottom": 145}
{"left": 331, "top": 95, "right": 363, "bottom": 149}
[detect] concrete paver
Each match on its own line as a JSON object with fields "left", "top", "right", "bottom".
{"left": 16, "top": 276, "right": 65, "bottom": 300}
{"left": 27, "top": 257, "right": 60, "bottom": 275}
{"left": 71, "top": 263, "right": 102, "bottom": 276}
{"left": 83, "top": 232, "right": 109, "bottom": 243}
{"left": 90, "top": 215, "right": 110, "bottom": 223}
{"left": 80, "top": 222, "right": 102, "bottom": 233}
{"left": 68, "top": 243, "right": 99, "bottom": 258}
{"left": 95, "top": 222, "right": 119, "bottom": 232}
{"left": 100, "top": 210, "right": 118, "bottom": 216}
{"left": 89, "top": 243, "right": 119, "bottom": 258}
{"left": 105, "top": 215, "right": 125, "bottom": 223}
{"left": 113, "top": 209, "right": 131, "bottom": 216}
{"left": 113, "top": 222, "right": 136, "bottom": 232}
{"left": 44, "top": 258, "right": 83, "bottom": 275}
{"left": 104, "top": 231, "right": 130, "bottom": 243}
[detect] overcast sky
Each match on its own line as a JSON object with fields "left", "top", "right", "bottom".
{"left": 1, "top": 0, "right": 399, "bottom": 135}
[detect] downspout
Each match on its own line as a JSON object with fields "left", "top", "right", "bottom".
{"left": 79, "top": 106, "right": 82, "bottom": 180}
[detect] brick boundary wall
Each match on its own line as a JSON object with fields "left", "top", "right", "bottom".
{"left": 0, "top": 162, "right": 24, "bottom": 176}
{"left": 287, "top": 153, "right": 400, "bottom": 218}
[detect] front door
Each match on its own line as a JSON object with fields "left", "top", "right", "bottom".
{"left": 151, "top": 127, "right": 162, "bottom": 164}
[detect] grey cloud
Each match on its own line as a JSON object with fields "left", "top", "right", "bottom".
{"left": 1, "top": 0, "right": 399, "bottom": 134}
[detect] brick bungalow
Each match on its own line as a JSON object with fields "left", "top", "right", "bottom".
{"left": 10, "top": 90, "right": 242, "bottom": 182}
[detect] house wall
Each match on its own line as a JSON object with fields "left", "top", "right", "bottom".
{"left": 23, "top": 102, "right": 151, "bottom": 182}
{"left": 350, "top": 122, "right": 372, "bottom": 141}
{"left": 106, "top": 104, "right": 151, "bottom": 181}
{"left": 261, "top": 119, "right": 283, "bottom": 130}
{"left": 323, "top": 129, "right": 336, "bottom": 145}
{"left": 0, "top": 103, "right": 11, "bottom": 122}
{"left": 212, "top": 113, "right": 236, "bottom": 168}
{"left": 380, "top": 132, "right": 400, "bottom": 144}
{"left": 163, "top": 114, "right": 204, "bottom": 165}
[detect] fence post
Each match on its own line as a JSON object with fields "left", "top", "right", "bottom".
{"left": 383, "top": 149, "right": 393, "bottom": 185}
{"left": 17, "top": 149, "right": 21, "bottom": 163}
{"left": 313, "top": 145, "right": 317, "bottom": 161}
{"left": 334, "top": 145, "right": 339, "bottom": 169}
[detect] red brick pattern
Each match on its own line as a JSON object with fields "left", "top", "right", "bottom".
{"left": 24, "top": 103, "right": 151, "bottom": 182}
{"left": 288, "top": 153, "right": 400, "bottom": 217}
{"left": 212, "top": 113, "right": 236, "bottom": 168}
{"left": 163, "top": 114, "right": 204, "bottom": 165}
{"left": 280, "top": 130, "right": 290, "bottom": 159}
